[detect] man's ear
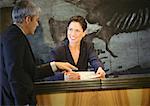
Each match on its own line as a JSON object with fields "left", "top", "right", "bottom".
{"left": 24, "top": 16, "right": 31, "bottom": 24}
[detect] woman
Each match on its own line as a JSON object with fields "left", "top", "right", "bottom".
{"left": 50, "top": 15, "right": 106, "bottom": 80}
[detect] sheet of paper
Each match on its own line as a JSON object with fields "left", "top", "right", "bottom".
{"left": 77, "top": 72, "right": 96, "bottom": 80}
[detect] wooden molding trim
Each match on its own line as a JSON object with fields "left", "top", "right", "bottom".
{"left": 34, "top": 74, "right": 150, "bottom": 94}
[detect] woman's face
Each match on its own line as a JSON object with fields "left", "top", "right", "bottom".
{"left": 67, "top": 21, "right": 86, "bottom": 45}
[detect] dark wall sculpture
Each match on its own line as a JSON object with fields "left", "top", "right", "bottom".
{"left": 65, "top": 0, "right": 150, "bottom": 57}
{"left": 49, "top": 17, "right": 68, "bottom": 44}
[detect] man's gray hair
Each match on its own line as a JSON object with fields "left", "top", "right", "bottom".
{"left": 12, "top": 0, "right": 41, "bottom": 23}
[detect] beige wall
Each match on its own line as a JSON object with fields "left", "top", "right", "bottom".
{"left": 0, "top": 7, "right": 12, "bottom": 33}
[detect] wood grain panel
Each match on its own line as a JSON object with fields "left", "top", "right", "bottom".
{"left": 141, "top": 89, "right": 150, "bottom": 106}
{"left": 36, "top": 88, "right": 150, "bottom": 106}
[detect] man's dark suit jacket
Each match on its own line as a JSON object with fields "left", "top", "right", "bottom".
{"left": 0, "top": 24, "right": 54, "bottom": 105}
{"left": 50, "top": 39, "right": 104, "bottom": 71}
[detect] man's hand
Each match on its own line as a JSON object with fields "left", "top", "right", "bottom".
{"left": 96, "top": 67, "right": 106, "bottom": 78}
{"left": 55, "top": 62, "right": 78, "bottom": 72}
{"left": 64, "top": 71, "right": 80, "bottom": 80}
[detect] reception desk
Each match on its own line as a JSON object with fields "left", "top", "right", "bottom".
{"left": 35, "top": 74, "right": 150, "bottom": 106}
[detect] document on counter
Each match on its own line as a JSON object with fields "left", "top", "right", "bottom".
{"left": 77, "top": 71, "right": 99, "bottom": 80}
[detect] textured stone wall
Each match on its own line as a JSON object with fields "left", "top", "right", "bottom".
{"left": 0, "top": 0, "right": 150, "bottom": 73}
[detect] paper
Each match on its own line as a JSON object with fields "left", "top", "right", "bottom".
{"left": 64, "top": 71, "right": 99, "bottom": 81}
{"left": 89, "top": 75, "right": 101, "bottom": 79}
{"left": 77, "top": 71, "right": 96, "bottom": 80}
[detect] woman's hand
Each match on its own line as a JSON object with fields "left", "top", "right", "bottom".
{"left": 96, "top": 67, "right": 106, "bottom": 78}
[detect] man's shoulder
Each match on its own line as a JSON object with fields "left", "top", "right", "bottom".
{"left": 4, "top": 24, "right": 23, "bottom": 36}
{"left": 1, "top": 24, "right": 24, "bottom": 44}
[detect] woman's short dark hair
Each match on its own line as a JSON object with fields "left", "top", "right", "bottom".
{"left": 67, "top": 15, "right": 87, "bottom": 31}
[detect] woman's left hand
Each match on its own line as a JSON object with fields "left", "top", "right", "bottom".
{"left": 96, "top": 67, "right": 106, "bottom": 78}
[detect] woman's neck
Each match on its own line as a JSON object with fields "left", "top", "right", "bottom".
{"left": 69, "top": 43, "right": 80, "bottom": 65}
{"left": 69, "top": 43, "right": 80, "bottom": 50}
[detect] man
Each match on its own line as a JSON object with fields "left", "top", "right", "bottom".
{"left": 0, "top": 0, "right": 77, "bottom": 105}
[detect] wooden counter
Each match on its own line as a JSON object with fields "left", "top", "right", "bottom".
{"left": 35, "top": 74, "right": 150, "bottom": 106}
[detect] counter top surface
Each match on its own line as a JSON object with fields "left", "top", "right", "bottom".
{"left": 34, "top": 74, "right": 150, "bottom": 94}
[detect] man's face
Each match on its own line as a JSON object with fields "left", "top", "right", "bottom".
{"left": 25, "top": 15, "right": 39, "bottom": 35}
